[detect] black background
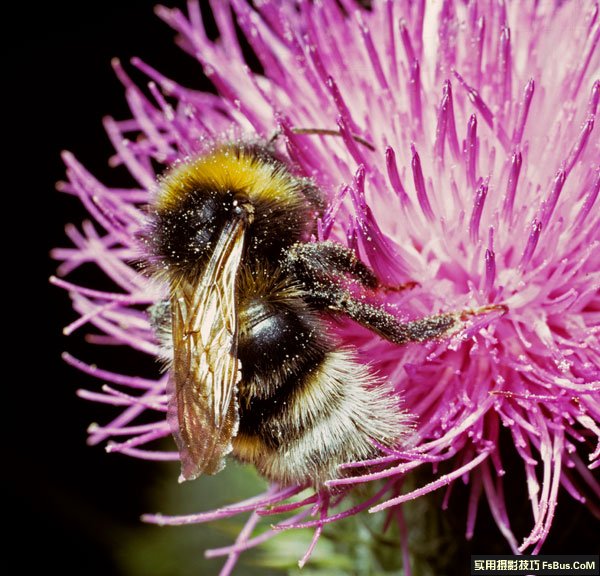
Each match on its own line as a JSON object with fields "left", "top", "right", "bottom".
{"left": 20, "top": 1, "right": 600, "bottom": 574}
{"left": 30, "top": 3, "right": 207, "bottom": 574}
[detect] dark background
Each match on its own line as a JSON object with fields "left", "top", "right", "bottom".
{"left": 21, "top": 1, "right": 599, "bottom": 575}
{"left": 32, "top": 3, "right": 212, "bottom": 574}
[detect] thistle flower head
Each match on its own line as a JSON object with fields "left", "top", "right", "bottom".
{"left": 53, "top": 0, "right": 599, "bottom": 572}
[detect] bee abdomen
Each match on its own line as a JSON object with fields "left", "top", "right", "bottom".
{"left": 232, "top": 349, "right": 411, "bottom": 486}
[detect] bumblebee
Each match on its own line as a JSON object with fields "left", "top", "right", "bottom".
{"left": 145, "top": 143, "right": 462, "bottom": 486}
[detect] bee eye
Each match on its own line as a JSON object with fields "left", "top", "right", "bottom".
{"left": 149, "top": 194, "right": 224, "bottom": 267}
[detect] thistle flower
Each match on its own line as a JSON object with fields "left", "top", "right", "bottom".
{"left": 53, "top": 0, "right": 599, "bottom": 573}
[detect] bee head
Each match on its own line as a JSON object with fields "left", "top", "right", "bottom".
{"left": 143, "top": 145, "right": 322, "bottom": 278}
{"left": 144, "top": 186, "right": 254, "bottom": 276}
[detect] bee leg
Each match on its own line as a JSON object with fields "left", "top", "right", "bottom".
{"left": 379, "top": 280, "right": 420, "bottom": 293}
{"left": 338, "top": 297, "right": 509, "bottom": 344}
{"left": 327, "top": 292, "right": 458, "bottom": 344}
{"left": 284, "top": 240, "right": 380, "bottom": 289}
{"left": 284, "top": 242, "right": 504, "bottom": 344}
{"left": 148, "top": 300, "right": 171, "bottom": 331}
{"left": 146, "top": 300, "right": 175, "bottom": 361}
{"left": 284, "top": 240, "right": 420, "bottom": 294}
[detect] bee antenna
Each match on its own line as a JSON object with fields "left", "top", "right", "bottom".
{"left": 270, "top": 127, "right": 376, "bottom": 151}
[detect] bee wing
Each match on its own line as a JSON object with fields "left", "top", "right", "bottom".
{"left": 168, "top": 220, "right": 245, "bottom": 481}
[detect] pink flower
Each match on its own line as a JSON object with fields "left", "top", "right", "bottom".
{"left": 53, "top": 1, "right": 599, "bottom": 573}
